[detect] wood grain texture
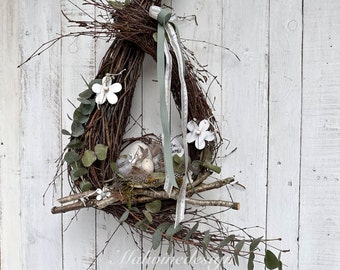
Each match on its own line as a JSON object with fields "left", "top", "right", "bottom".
{"left": 60, "top": 0, "right": 97, "bottom": 269}
{"left": 266, "top": 0, "right": 302, "bottom": 268}
{"left": 0, "top": 0, "right": 22, "bottom": 269}
{"left": 300, "top": 1, "right": 340, "bottom": 269}
{"left": 170, "top": 0, "right": 223, "bottom": 269}
{"left": 18, "top": 0, "right": 63, "bottom": 269}
{"left": 221, "top": 0, "right": 269, "bottom": 269}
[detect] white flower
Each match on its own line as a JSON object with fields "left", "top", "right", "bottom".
{"left": 186, "top": 119, "right": 215, "bottom": 150}
{"left": 96, "top": 188, "right": 111, "bottom": 201}
{"left": 92, "top": 76, "right": 122, "bottom": 105}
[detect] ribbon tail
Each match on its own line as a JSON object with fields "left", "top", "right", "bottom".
{"left": 165, "top": 24, "right": 189, "bottom": 226}
{"left": 157, "top": 24, "right": 178, "bottom": 194}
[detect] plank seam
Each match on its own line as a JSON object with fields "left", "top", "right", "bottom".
{"left": 297, "top": 0, "right": 305, "bottom": 269}
{"left": 265, "top": 1, "right": 271, "bottom": 264}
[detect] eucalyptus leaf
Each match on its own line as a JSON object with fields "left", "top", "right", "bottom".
{"left": 219, "top": 234, "right": 236, "bottom": 247}
{"left": 62, "top": 129, "right": 71, "bottom": 136}
{"left": 130, "top": 207, "right": 140, "bottom": 213}
{"left": 157, "top": 222, "right": 172, "bottom": 233}
{"left": 165, "top": 224, "right": 183, "bottom": 238}
{"left": 186, "top": 243, "right": 191, "bottom": 264}
{"left": 73, "top": 109, "right": 89, "bottom": 124}
{"left": 145, "top": 200, "right": 162, "bottom": 214}
{"left": 73, "top": 167, "right": 88, "bottom": 178}
{"left": 264, "top": 250, "right": 280, "bottom": 269}
{"left": 107, "top": 0, "right": 125, "bottom": 9}
{"left": 71, "top": 121, "right": 84, "bottom": 137}
{"left": 167, "top": 240, "right": 173, "bottom": 255}
{"left": 111, "top": 162, "right": 118, "bottom": 173}
{"left": 173, "top": 154, "right": 184, "bottom": 164}
{"left": 80, "top": 181, "right": 93, "bottom": 192}
{"left": 119, "top": 209, "right": 130, "bottom": 222}
{"left": 77, "top": 97, "right": 91, "bottom": 104}
{"left": 250, "top": 236, "right": 263, "bottom": 251}
{"left": 66, "top": 138, "right": 83, "bottom": 149}
{"left": 203, "top": 147, "right": 213, "bottom": 161}
{"left": 70, "top": 169, "right": 79, "bottom": 181}
{"left": 234, "top": 239, "right": 245, "bottom": 266}
{"left": 82, "top": 150, "right": 97, "bottom": 167}
{"left": 64, "top": 151, "right": 81, "bottom": 164}
{"left": 202, "top": 230, "right": 211, "bottom": 259}
{"left": 78, "top": 89, "right": 93, "bottom": 99}
{"left": 79, "top": 99, "right": 95, "bottom": 115}
{"left": 142, "top": 210, "right": 153, "bottom": 223}
{"left": 89, "top": 78, "right": 102, "bottom": 89}
{"left": 94, "top": 144, "right": 108, "bottom": 161}
{"left": 152, "top": 228, "right": 162, "bottom": 250}
{"left": 184, "top": 222, "right": 199, "bottom": 241}
{"left": 247, "top": 252, "right": 255, "bottom": 270}
{"left": 135, "top": 219, "right": 148, "bottom": 231}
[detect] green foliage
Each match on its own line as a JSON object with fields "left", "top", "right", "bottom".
{"left": 151, "top": 222, "right": 173, "bottom": 254}
{"left": 72, "top": 167, "right": 88, "bottom": 178}
{"left": 250, "top": 236, "right": 263, "bottom": 251}
{"left": 152, "top": 228, "right": 162, "bottom": 250}
{"left": 71, "top": 121, "right": 84, "bottom": 137}
{"left": 233, "top": 239, "right": 245, "bottom": 266}
{"left": 145, "top": 200, "right": 162, "bottom": 214}
{"left": 135, "top": 219, "right": 148, "bottom": 231}
{"left": 184, "top": 222, "right": 199, "bottom": 241}
{"left": 64, "top": 151, "right": 81, "bottom": 163}
{"left": 142, "top": 210, "right": 153, "bottom": 223}
{"left": 202, "top": 230, "right": 211, "bottom": 259}
{"left": 167, "top": 241, "right": 173, "bottom": 255}
{"left": 247, "top": 252, "right": 255, "bottom": 270}
{"left": 202, "top": 148, "right": 221, "bottom": 173}
{"left": 80, "top": 181, "right": 93, "bottom": 192}
{"left": 165, "top": 224, "right": 183, "bottom": 238}
{"left": 219, "top": 234, "right": 235, "bottom": 247}
{"left": 119, "top": 209, "right": 130, "bottom": 222}
{"left": 66, "top": 138, "right": 82, "bottom": 149}
{"left": 78, "top": 89, "right": 93, "bottom": 99}
{"left": 62, "top": 129, "right": 71, "bottom": 136}
{"left": 264, "top": 250, "right": 280, "bottom": 269}
{"left": 77, "top": 97, "right": 92, "bottom": 104}
{"left": 82, "top": 150, "right": 97, "bottom": 167}
{"left": 78, "top": 100, "right": 95, "bottom": 115}
{"left": 94, "top": 144, "right": 108, "bottom": 161}
{"left": 73, "top": 108, "right": 89, "bottom": 124}
{"left": 107, "top": 0, "right": 125, "bottom": 9}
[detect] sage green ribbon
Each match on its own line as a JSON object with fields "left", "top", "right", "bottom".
{"left": 150, "top": 6, "right": 189, "bottom": 226}
{"left": 154, "top": 7, "right": 178, "bottom": 192}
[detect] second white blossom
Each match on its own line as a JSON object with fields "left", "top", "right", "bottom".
{"left": 186, "top": 119, "right": 215, "bottom": 150}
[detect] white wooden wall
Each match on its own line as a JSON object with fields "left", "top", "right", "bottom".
{"left": 1, "top": 0, "right": 340, "bottom": 269}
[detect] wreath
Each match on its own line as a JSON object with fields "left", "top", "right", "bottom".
{"left": 22, "top": 0, "right": 286, "bottom": 269}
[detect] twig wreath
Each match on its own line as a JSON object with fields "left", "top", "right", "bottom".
{"left": 21, "top": 0, "right": 287, "bottom": 269}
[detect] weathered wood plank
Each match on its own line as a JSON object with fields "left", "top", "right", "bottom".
{"left": 60, "top": 0, "right": 96, "bottom": 269}
{"left": 266, "top": 1, "right": 302, "bottom": 268}
{"left": 168, "top": 0, "right": 223, "bottom": 269}
{"left": 300, "top": 1, "right": 340, "bottom": 269}
{"left": 18, "top": 0, "right": 63, "bottom": 269}
{"left": 221, "top": 0, "right": 269, "bottom": 269}
{"left": 0, "top": 0, "right": 22, "bottom": 269}
{"left": 94, "top": 33, "right": 144, "bottom": 270}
